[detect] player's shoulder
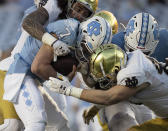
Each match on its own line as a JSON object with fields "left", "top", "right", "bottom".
{"left": 46, "top": 18, "right": 79, "bottom": 46}
{"left": 46, "top": 18, "right": 79, "bottom": 33}
{"left": 127, "top": 50, "right": 147, "bottom": 68}
{"left": 117, "top": 50, "right": 147, "bottom": 83}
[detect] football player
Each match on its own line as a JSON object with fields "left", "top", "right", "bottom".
{"left": 3, "top": 18, "right": 79, "bottom": 131}
{"left": 22, "top": 0, "right": 98, "bottom": 57}
{"left": 3, "top": 16, "right": 112, "bottom": 131}
{"left": 112, "top": 12, "right": 168, "bottom": 62}
{"left": 0, "top": 0, "right": 98, "bottom": 130}
{"left": 45, "top": 11, "right": 155, "bottom": 131}
{"left": 45, "top": 43, "right": 168, "bottom": 130}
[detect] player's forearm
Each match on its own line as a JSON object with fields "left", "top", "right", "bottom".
{"left": 31, "top": 44, "right": 55, "bottom": 80}
{"left": 32, "top": 64, "right": 57, "bottom": 80}
{"left": 80, "top": 89, "right": 120, "bottom": 105}
{"left": 22, "top": 7, "right": 49, "bottom": 41}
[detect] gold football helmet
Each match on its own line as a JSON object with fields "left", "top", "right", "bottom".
{"left": 90, "top": 44, "right": 127, "bottom": 89}
{"left": 68, "top": 0, "right": 98, "bottom": 19}
{"left": 95, "top": 10, "right": 118, "bottom": 34}
{"left": 79, "top": 0, "right": 98, "bottom": 12}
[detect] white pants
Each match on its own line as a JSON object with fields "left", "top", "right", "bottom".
{"left": 14, "top": 76, "right": 47, "bottom": 131}
{"left": 99, "top": 101, "right": 155, "bottom": 131}
{"left": 0, "top": 119, "right": 23, "bottom": 131}
{"left": 13, "top": 75, "right": 70, "bottom": 131}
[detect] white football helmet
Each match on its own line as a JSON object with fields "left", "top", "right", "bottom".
{"left": 76, "top": 16, "right": 113, "bottom": 63}
{"left": 124, "top": 12, "right": 159, "bottom": 55}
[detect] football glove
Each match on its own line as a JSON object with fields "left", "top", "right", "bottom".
{"left": 43, "top": 76, "right": 83, "bottom": 98}
{"left": 82, "top": 105, "right": 100, "bottom": 125}
{"left": 53, "top": 40, "right": 70, "bottom": 57}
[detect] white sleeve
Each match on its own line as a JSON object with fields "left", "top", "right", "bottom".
{"left": 117, "top": 66, "right": 151, "bottom": 88}
{"left": 43, "top": 0, "right": 62, "bottom": 22}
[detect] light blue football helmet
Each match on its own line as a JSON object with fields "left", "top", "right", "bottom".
{"left": 76, "top": 16, "right": 113, "bottom": 63}
{"left": 124, "top": 12, "right": 159, "bottom": 55}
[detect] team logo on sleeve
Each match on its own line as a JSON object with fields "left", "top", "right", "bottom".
{"left": 125, "top": 76, "right": 138, "bottom": 88}
{"left": 39, "top": 0, "right": 48, "bottom": 7}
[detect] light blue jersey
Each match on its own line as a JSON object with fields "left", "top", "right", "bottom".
{"left": 111, "top": 28, "right": 168, "bottom": 62}
{"left": 5, "top": 18, "right": 79, "bottom": 102}
{"left": 8, "top": 18, "right": 79, "bottom": 75}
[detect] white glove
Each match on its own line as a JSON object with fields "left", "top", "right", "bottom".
{"left": 43, "top": 76, "right": 71, "bottom": 95}
{"left": 53, "top": 40, "right": 70, "bottom": 57}
{"left": 43, "top": 76, "right": 83, "bottom": 98}
{"left": 42, "top": 33, "right": 70, "bottom": 61}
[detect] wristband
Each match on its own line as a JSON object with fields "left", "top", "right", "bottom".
{"left": 42, "top": 32, "right": 57, "bottom": 46}
{"left": 68, "top": 86, "right": 83, "bottom": 98}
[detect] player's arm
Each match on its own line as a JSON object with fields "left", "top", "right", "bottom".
{"left": 44, "top": 75, "right": 149, "bottom": 105}
{"left": 80, "top": 84, "right": 145, "bottom": 105}
{"left": 22, "top": 7, "right": 49, "bottom": 41}
{"left": 31, "top": 44, "right": 57, "bottom": 80}
{"left": 22, "top": 0, "right": 63, "bottom": 41}
{"left": 22, "top": 7, "right": 70, "bottom": 56}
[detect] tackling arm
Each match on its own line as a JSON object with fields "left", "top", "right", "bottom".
{"left": 44, "top": 77, "right": 142, "bottom": 105}
{"left": 80, "top": 85, "right": 139, "bottom": 105}
{"left": 22, "top": 7, "right": 49, "bottom": 41}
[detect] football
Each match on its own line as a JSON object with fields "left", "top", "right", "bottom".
{"left": 51, "top": 54, "right": 79, "bottom": 76}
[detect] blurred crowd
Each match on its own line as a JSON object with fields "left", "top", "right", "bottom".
{"left": 0, "top": 0, "right": 167, "bottom": 131}
{"left": 0, "top": 0, "right": 33, "bottom": 60}
{"left": 99, "top": 0, "right": 168, "bottom": 30}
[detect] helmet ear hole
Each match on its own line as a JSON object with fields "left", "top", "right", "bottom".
{"left": 114, "top": 67, "right": 119, "bottom": 74}
{"left": 135, "top": 22, "right": 137, "bottom": 27}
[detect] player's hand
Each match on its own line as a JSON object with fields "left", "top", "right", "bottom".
{"left": 67, "top": 65, "right": 77, "bottom": 81}
{"left": 43, "top": 76, "right": 72, "bottom": 95}
{"left": 82, "top": 105, "right": 100, "bottom": 125}
{"left": 53, "top": 40, "right": 70, "bottom": 57}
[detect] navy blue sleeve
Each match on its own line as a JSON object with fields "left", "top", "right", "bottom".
{"left": 151, "top": 28, "right": 168, "bottom": 62}
{"left": 111, "top": 31, "right": 125, "bottom": 50}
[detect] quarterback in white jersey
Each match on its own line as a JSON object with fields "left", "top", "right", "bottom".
{"left": 44, "top": 44, "right": 168, "bottom": 130}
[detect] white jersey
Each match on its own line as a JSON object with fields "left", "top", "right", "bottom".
{"left": 41, "top": 0, "right": 62, "bottom": 22}
{"left": 117, "top": 50, "right": 168, "bottom": 117}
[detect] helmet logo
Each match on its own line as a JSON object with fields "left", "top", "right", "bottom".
{"left": 87, "top": 21, "right": 101, "bottom": 36}
{"left": 138, "top": 13, "right": 149, "bottom": 48}
{"left": 125, "top": 20, "right": 135, "bottom": 36}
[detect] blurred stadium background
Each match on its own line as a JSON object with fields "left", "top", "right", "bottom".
{"left": 0, "top": 0, "right": 167, "bottom": 131}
